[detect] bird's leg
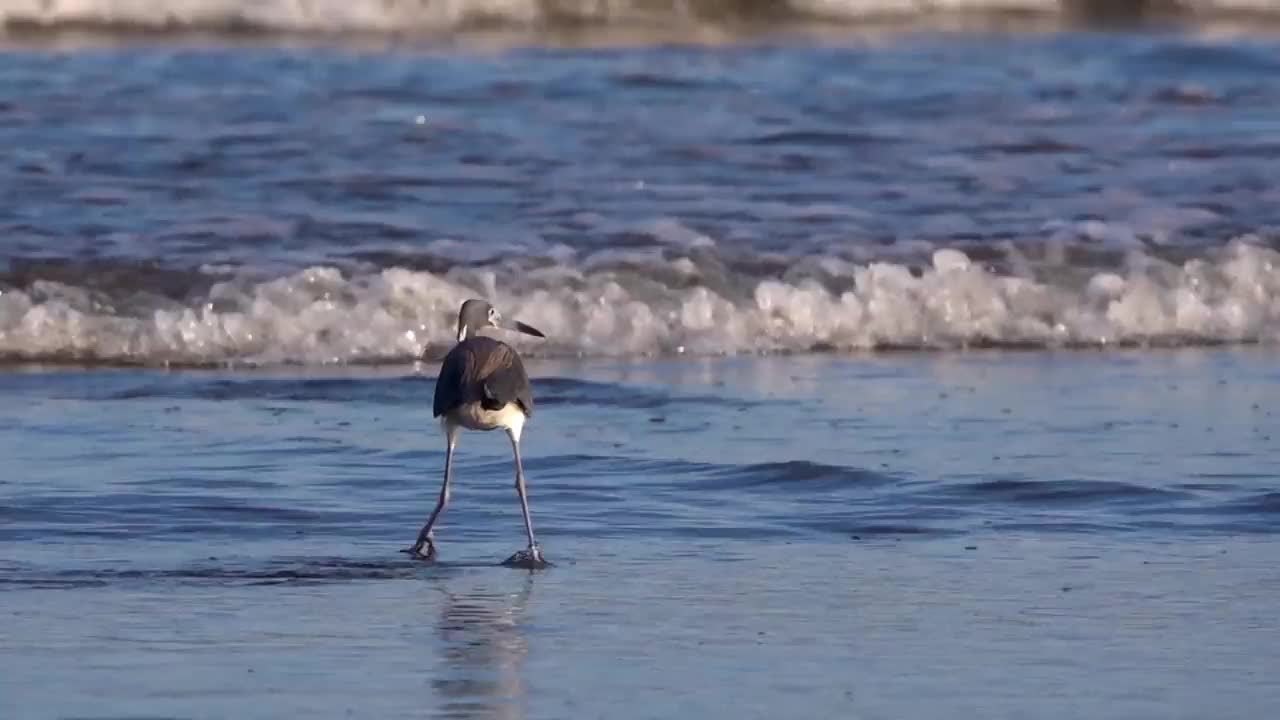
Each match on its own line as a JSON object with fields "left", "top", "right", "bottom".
{"left": 502, "top": 431, "right": 548, "bottom": 568}
{"left": 513, "top": 437, "right": 538, "bottom": 552}
{"left": 404, "top": 429, "right": 456, "bottom": 560}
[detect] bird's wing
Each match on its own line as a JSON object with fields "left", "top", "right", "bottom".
{"left": 475, "top": 339, "right": 535, "bottom": 417}
{"left": 433, "top": 343, "right": 471, "bottom": 418}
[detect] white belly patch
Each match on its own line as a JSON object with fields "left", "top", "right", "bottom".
{"left": 446, "top": 402, "right": 527, "bottom": 441}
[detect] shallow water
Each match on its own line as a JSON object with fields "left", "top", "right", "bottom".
{"left": 3, "top": 350, "right": 1280, "bottom": 718}
{"left": 3, "top": 8, "right": 1280, "bottom": 718}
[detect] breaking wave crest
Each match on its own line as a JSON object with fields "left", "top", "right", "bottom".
{"left": 3, "top": 0, "right": 1280, "bottom": 37}
{"left": 2, "top": 239, "right": 1278, "bottom": 365}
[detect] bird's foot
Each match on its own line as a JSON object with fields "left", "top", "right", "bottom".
{"left": 501, "top": 544, "right": 551, "bottom": 569}
{"left": 400, "top": 539, "right": 437, "bottom": 562}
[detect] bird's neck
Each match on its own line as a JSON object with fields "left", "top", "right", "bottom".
{"left": 458, "top": 324, "right": 487, "bottom": 343}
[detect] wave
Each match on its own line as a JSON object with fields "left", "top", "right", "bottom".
{"left": 703, "top": 459, "right": 897, "bottom": 490}
{"left": 3, "top": 0, "right": 1280, "bottom": 38}
{"left": 941, "top": 477, "right": 1190, "bottom": 504}
{"left": 89, "top": 375, "right": 763, "bottom": 412}
{"left": 2, "top": 239, "right": 1279, "bottom": 365}
{"left": 0, "top": 557, "right": 423, "bottom": 589}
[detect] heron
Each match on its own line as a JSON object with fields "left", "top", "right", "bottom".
{"left": 404, "top": 299, "right": 549, "bottom": 568}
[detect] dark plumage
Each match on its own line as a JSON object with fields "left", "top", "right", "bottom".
{"left": 433, "top": 335, "right": 534, "bottom": 419}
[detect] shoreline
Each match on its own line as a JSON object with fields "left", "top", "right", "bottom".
{"left": 0, "top": 339, "right": 1273, "bottom": 374}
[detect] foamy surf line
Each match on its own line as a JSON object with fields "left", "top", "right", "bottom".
{"left": 1, "top": 241, "right": 1277, "bottom": 366}
{"left": 3, "top": 0, "right": 1280, "bottom": 36}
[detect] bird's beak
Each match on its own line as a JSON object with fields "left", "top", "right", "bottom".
{"left": 510, "top": 320, "right": 546, "bottom": 338}
{"left": 494, "top": 311, "right": 545, "bottom": 338}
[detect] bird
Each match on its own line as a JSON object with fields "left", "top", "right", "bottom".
{"left": 404, "top": 299, "right": 549, "bottom": 568}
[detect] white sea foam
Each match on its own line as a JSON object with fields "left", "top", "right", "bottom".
{"left": 1, "top": 240, "right": 1277, "bottom": 365}
{"left": 2, "top": 0, "right": 1278, "bottom": 36}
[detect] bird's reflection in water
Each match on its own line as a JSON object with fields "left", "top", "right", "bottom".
{"left": 431, "top": 573, "right": 534, "bottom": 720}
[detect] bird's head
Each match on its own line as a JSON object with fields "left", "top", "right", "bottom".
{"left": 456, "top": 299, "right": 546, "bottom": 343}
